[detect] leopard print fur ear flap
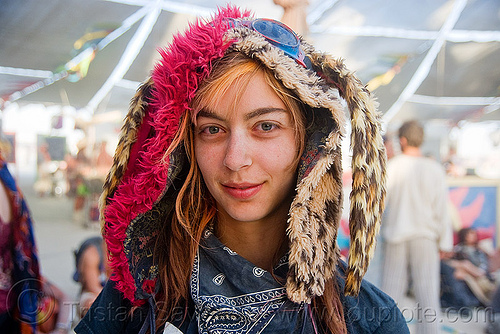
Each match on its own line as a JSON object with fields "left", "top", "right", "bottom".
{"left": 99, "top": 77, "right": 155, "bottom": 230}
{"left": 309, "top": 53, "right": 387, "bottom": 296}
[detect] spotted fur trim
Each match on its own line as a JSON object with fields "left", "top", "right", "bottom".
{"left": 311, "top": 54, "right": 386, "bottom": 296}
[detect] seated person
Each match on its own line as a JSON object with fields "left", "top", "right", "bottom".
{"left": 73, "top": 236, "right": 110, "bottom": 317}
{"left": 441, "top": 228, "right": 497, "bottom": 307}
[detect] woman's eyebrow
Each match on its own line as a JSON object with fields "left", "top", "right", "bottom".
{"left": 196, "top": 107, "right": 287, "bottom": 121}
{"left": 244, "top": 107, "right": 287, "bottom": 121}
{"left": 196, "top": 108, "right": 224, "bottom": 121}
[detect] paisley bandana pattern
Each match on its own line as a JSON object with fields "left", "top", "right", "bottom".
{"left": 189, "top": 231, "right": 315, "bottom": 334}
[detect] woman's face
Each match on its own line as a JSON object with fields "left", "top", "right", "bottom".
{"left": 465, "top": 230, "right": 478, "bottom": 245}
{"left": 194, "top": 70, "right": 299, "bottom": 225}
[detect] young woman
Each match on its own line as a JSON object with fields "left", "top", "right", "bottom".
{"left": 75, "top": 6, "right": 408, "bottom": 334}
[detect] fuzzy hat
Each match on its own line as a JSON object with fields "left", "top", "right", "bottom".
{"left": 100, "top": 5, "right": 386, "bottom": 306}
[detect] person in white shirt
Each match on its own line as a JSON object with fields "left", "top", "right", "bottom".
{"left": 381, "top": 120, "right": 453, "bottom": 334}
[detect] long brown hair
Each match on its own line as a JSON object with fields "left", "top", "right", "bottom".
{"left": 154, "top": 53, "right": 346, "bottom": 333}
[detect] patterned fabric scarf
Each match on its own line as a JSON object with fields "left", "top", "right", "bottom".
{"left": 0, "top": 159, "right": 40, "bottom": 333}
{"left": 186, "top": 230, "right": 317, "bottom": 333}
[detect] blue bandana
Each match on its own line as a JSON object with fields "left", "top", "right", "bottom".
{"left": 75, "top": 229, "right": 409, "bottom": 334}
{"left": 186, "top": 230, "right": 316, "bottom": 333}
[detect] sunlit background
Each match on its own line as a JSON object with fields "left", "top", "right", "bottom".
{"left": 0, "top": 0, "right": 499, "bottom": 332}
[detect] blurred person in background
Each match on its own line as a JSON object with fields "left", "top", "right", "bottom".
{"left": 444, "top": 227, "right": 497, "bottom": 306}
{"left": 33, "top": 143, "right": 55, "bottom": 197}
{"left": 381, "top": 120, "right": 453, "bottom": 334}
{"left": 72, "top": 141, "right": 91, "bottom": 225}
{"left": 72, "top": 174, "right": 89, "bottom": 226}
{"left": 85, "top": 141, "right": 114, "bottom": 226}
{"left": 0, "top": 136, "right": 41, "bottom": 333}
{"left": 72, "top": 236, "right": 110, "bottom": 318}
{"left": 0, "top": 137, "right": 72, "bottom": 333}
{"left": 383, "top": 134, "right": 396, "bottom": 161}
{"left": 94, "top": 141, "right": 113, "bottom": 180}
{"left": 443, "top": 146, "right": 465, "bottom": 177}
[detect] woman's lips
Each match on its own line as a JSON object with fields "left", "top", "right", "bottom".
{"left": 222, "top": 183, "right": 263, "bottom": 200}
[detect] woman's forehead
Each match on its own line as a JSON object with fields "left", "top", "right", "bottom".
{"left": 193, "top": 70, "right": 283, "bottom": 118}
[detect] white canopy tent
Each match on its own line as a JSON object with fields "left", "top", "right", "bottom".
{"left": 1, "top": 0, "right": 499, "bottom": 161}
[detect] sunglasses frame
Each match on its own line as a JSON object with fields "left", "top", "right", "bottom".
{"left": 225, "top": 18, "right": 308, "bottom": 68}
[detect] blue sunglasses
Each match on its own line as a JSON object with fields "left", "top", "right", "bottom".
{"left": 224, "top": 18, "right": 311, "bottom": 69}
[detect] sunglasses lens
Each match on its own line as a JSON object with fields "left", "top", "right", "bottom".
{"left": 252, "top": 19, "right": 298, "bottom": 48}
{"left": 222, "top": 18, "right": 307, "bottom": 68}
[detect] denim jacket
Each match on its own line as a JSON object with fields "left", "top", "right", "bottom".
{"left": 76, "top": 235, "right": 408, "bottom": 334}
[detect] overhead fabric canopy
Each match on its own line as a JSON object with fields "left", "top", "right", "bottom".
{"left": 1, "top": 0, "right": 499, "bottom": 130}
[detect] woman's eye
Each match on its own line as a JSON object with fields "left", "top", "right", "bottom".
{"left": 259, "top": 122, "right": 276, "bottom": 132}
{"left": 203, "top": 126, "right": 220, "bottom": 134}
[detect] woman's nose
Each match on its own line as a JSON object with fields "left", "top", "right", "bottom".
{"left": 223, "top": 133, "right": 252, "bottom": 171}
